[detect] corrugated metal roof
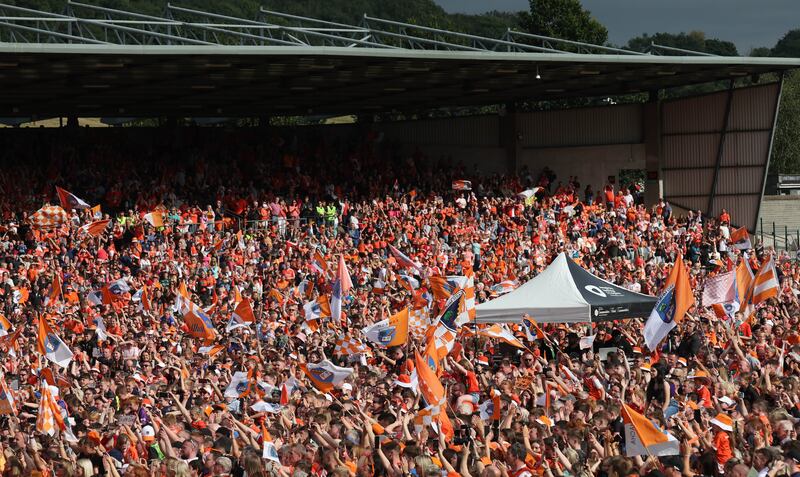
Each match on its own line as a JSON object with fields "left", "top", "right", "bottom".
{"left": 729, "top": 83, "right": 781, "bottom": 131}
{"left": 715, "top": 195, "right": 760, "bottom": 230}
{"left": 662, "top": 133, "right": 720, "bottom": 169}
{"left": 715, "top": 166, "right": 765, "bottom": 196}
{"left": 662, "top": 91, "right": 727, "bottom": 135}
{"left": 720, "top": 132, "right": 770, "bottom": 167}
{"left": 663, "top": 169, "right": 714, "bottom": 197}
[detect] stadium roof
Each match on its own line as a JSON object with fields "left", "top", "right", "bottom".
{"left": 0, "top": 1, "right": 798, "bottom": 118}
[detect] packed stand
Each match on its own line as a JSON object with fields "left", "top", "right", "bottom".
{"left": 0, "top": 128, "right": 798, "bottom": 477}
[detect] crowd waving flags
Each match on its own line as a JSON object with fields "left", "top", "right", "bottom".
{"left": 0, "top": 163, "right": 795, "bottom": 477}
{"left": 644, "top": 255, "right": 695, "bottom": 351}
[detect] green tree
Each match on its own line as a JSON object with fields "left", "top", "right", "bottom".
{"left": 626, "top": 31, "right": 738, "bottom": 56}
{"left": 517, "top": 0, "right": 607, "bottom": 46}
{"left": 750, "top": 47, "right": 772, "bottom": 57}
{"left": 771, "top": 71, "right": 800, "bottom": 174}
{"left": 772, "top": 30, "right": 800, "bottom": 58}
{"left": 769, "top": 30, "right": 800, "bottom": 174}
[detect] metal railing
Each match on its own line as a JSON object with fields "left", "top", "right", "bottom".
{"left": 0, "top": 0, "right": 670, "bottom": 55}
{"left": 757, "top": 218, "right": 800, "bottom": 252}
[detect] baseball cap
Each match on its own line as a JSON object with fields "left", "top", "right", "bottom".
{"left": 142, "top": 425, "right": 156, "bottom": 442}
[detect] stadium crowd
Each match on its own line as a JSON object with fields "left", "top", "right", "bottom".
{"left": 0, "top": 128, "right": 798, "bottom": 477}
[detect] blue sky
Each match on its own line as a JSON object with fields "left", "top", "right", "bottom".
{"left": 434, "top": 0, "right": 800, "bottom": 54}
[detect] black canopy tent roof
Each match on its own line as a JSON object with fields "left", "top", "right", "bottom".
{"left": 476, "top": 253, "right": 658, "bottom": 323}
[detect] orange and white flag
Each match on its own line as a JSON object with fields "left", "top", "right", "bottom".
{"left": 44, "top": 274, "right": 62, "bottom": 307}
{"left": 78, "top": 219, "right": 111, "bottom": 237}
{"left": 12, "top": 287, "right": 29, "bottom": 304}
{"left": 0, "top": 375, "right": 16, "bottom": 415}
{"left": 409, "top": 306, "right": 430, "bottom": 336}
{"left": 262, "top": 423, "right": 281, "bottom": 462}
{"left": 226, "top": 298, "right": 256, "bottom": 332}
{"left": 0, "top": 325, "right": 23, "bottom": 357}
{"left": 35, "top": 384, "right": 64, "bottom": 437}
{"left": 452, "top": 180, "right": 472, "bottom": 191}
{"left": 736, "top": 258, "right": 753, "bottom": 303}
{"left": 37, "top": 316, "right": 73, "bottom": 368}
{"left": 0, "top": 314, "right": 11, "bottom": 337}
{"left": 362, "top": 307, "right": 409, "bottom": 348}
{"left": 479, "top": 389, "right": 502, "bottom": 421}
{"left": 334, "top": 335, "right": 370, "bottom": 357}
{"left": 748, "top": 255, "right": 779, "bottom": 305}
{"left": 479, "top": 324, "right": 527, "bottom": 349}
{"left": 310, "top": 249, "right": 328, "bottom": 274}
{"left": 622, "top": 403, "right": 679, "bottom": 457}
{"left": 644, "top": 256, "right": 695, "bottom": 351}
{"left": 459, "top": 273, "right": 476, "bottom": 325}
{"left": 300, "top": 360, "right": 353, "bottom": 394}
{"left": 730, "top": 227, "right": 752, "bottom": 250}
{"left": 331, "top": 255, "right": 353, "bottom": 325}
{"left": 143, "top": 211, "right": 164, "bottom": 228}
{"left": 55, "top": 186, "right": 90, "bottom": 210}
{"left": 197, "top": 344, "right": 225, "bottom": 357}
{"left": 521, "top": 314, "right": 546, "bottom": 341}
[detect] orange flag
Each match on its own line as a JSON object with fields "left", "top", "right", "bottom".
{"left": 0, "top": 325, "right": 23, "bottom": 355}
{"left": 79, "top": 219, "right": 111, "bottom": 237}
{"left": 140, "top": 285, "right": 152, "bottom": 312}
{"left": 668, "top": 256, "right": 695, "bottom": 326}
{"left": 735, "top": 259, "right": 753, "bottom": 303}
{"left": 45, "top": 274, "right": 61, "bottom": 306}
{"left": 226, "top": 298, "right": 256, "bottom": 332}
{"left": 143, "top": 211, "right": 164, "bottom": 227}
{"left": 414, "top": 351, "right": 445, "bottom": 407}
{"left": 184, "top": 306, "right": 217, "bottom": 341}
{"left": 621, "top": 403, "right": 679, "bottom": 456}
{"left": 644, "top": 255, "right": 694, "bottom": 351}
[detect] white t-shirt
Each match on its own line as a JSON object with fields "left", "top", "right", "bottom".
{"left": 623, "top": 193, "right": 634, "bottom": 207}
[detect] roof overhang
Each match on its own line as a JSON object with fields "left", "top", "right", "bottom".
{"left": 1, "top": 44, "right": 798, "bottom": 117}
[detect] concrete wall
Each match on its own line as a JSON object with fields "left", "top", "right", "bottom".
{"left": 369, "top": 104, "right": 646, "bottom": 188}
{"left": 517, "top": 143, "right": 646, "bottom": 190}
{"left": 758, "top": 196, "right": 800, "bottom": 250}
{"left": 387, "top": 144, "right": 510, "bottom": 175}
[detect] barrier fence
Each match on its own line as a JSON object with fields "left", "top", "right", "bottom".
{"left": 757, "top": 218, "right": 800, "bottom": 252}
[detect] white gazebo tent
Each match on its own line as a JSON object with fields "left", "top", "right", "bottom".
{"left": 475, "top": 253, "right": 657, "bottom": 324}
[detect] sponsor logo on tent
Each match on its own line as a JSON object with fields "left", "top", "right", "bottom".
{"left": 585, "top": 285, "right": 607, "bottom": 297}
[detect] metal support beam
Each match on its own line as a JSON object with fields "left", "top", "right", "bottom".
{"left": 650, "top": 43, "right": 718, "bottom": 57}
{"left": 362, "top": 14, "right": 566, "bottom": 54}
{"left": 755, "top": 74, "right": 785, "bottom": 232}
{"left": 668, "top": 192, "right": 762, "bottom": 199}
{"left": 0, "top": 19, "right": 108, "bottom": 44}
{"left": 706, "top": 80, "right": 735, "bottom": 217}
{"left": 506, "top": 29, "right": 646, "bottom": 56}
